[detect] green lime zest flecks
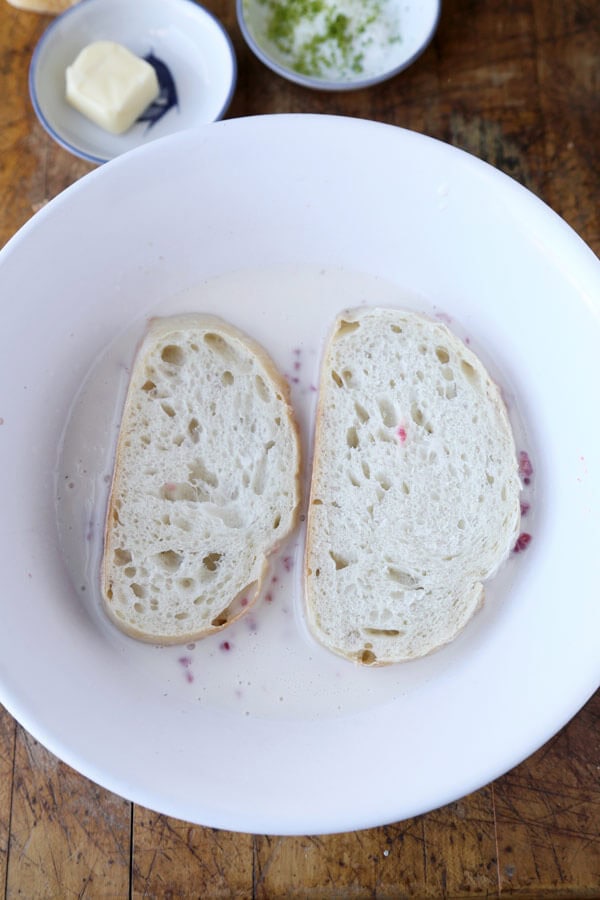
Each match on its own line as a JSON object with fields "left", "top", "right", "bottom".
{"left": 254, "top": 0, "right": 401, "bottom": 80}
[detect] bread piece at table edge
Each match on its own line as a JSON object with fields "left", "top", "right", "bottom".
{"left": 304, "top": 306, "right": 522, "bottom": 666}
{"left": 6, "top": 0, "right": 79, "bottom": 13}
{"left": 101, "top": 313, "right": 301, "bottom": 644}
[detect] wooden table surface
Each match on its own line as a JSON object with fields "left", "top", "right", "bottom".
{"left": 1, "top": 1, "right": 599, "bottom": 896}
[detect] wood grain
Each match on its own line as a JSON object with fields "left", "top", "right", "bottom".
{"left": 0, "top": 706, "right": 16, "bottom": 896}
{"left": 494, "top": 690, "right": 600, "bottom": 897}
{"left": 0, "top": 0, "right": 599, "bottom": 896}
{"left": 131, "top": 810, "right": 253, "bottom": 898}
{"left": 5, "top": 729, "right": 131, "bottom": 898}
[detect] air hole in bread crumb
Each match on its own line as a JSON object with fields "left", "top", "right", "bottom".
{"left": 349, "top": 473, "right": 360, "bottom": 487}
{"left": 342, "top": 369, "right": 354, "bottom": 385}
{"left": 364, "top": 628, "right": 402, "bottom": 637}
{"left": 161, "top": 482, "right": 197, "bottom": 502}
{"left": 273, "top": 513, "right": 281, "bottom": 529}
{"left": 402, "top": 481, "right": 410, "bottom": 494}
{"left": 378, "top": 397, "right": 396, "bottom": 428}
{"left": 204, "top": 333, "right": 232, "bottom": 359}
{"left": 418, "top": 344, "right": 428, "bottom": 355}
{"left": 178, "top": 578, "right": 194, "bottom": 590}
{"left": 390, "top": 325, "right": 403, "bottom": 334}
{"left": 442, "top": 367, "right": 454, "bottom": 382}
{"left": 336, "top": 319, "right": 360, "bottom": 337}
{"left": 188, "top": 418, "right": 201, "bottom": 443}
{"left": 312, "top": 498, "right": 323, "bottom": 505}
{"left": 461, "top": 359, "right": 478, "bottom": 383}
{"left": 203, "top": 552, "right": 222, "bottom": 572}
{"left": 411, "top": 403, "right": 424, "bottom": 426}
{"left": 161, "top": 402, "right": 176, "bottom": 418}
{"left": 346, "top": 427, "right": 359, "bottom": 449}
{"left": 188, "top": 460, "right": 218, "bottom": 488}
{"left": 253, "top": 460, "right": 267, "bottom": 496}
{"left": 486, "top": 473, "right": 495, "bottom": 485}
{"left": 114, "top": 548, "right": 132, "bottom": 566}
{"left": 445, "top": 383, "right": 457, "bottom": 399}
{"left": 362, "top": 460, "right": 370, "bottom": 479}
{"left": 222, "top": 370, "right": 234, "bottom": 385}
{"left": 123, "top": 566, "right": 136, "bottom": 578}
{"left": 174, "top": 612, "right": 189, "bottom": 620}
{"left": 360, "top": 649, "right": 377, "bottom": 665}
{"left": 141, "top": 380, "right": 156, "bottom": 392}
{"left": 131, "top": 583, "right": 146, "bottom": 599}
{"left": 329, "top": 551, "right": 349, "bottom": 570}
{"left": 265, "top": 440, "right": 275, "bottom": 452}
{"left": 255, "top": 374, "right": 270, "bottom": 401}
{"left": 156, "top": 550, "right": 182, "bottom": 572}
{"left": 387, "top": 567, "right": 418, "bottom": 587}
{"left": 161, "top": 345, "right": 185, "bottom": 366}
{"left": 436, "top": 346, "right": 450, "bottom": 363}
{"left": 133, "top": 602, "right": 144, "bottom": 613}
{"left": 331, "top": 370, "right": 343, "bottom": 388}
{"left": 457, "top": 519, "right": 465, "bottom": 530}
{"left": 354, "top": 402, "right": 370, "bottom": 423}
{"left": 377, "top": 476, "right": 391, "bottom": 491}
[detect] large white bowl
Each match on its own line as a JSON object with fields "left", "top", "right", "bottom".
{"left": 0, "top": 115, "right": 599, "bottom": 835}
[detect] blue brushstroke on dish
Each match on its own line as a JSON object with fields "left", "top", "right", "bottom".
{"left": 138, "top": 53, "right": 178, "bottom": 128}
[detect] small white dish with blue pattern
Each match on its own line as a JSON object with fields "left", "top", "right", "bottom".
{"left": 30, "top": 0, "right": 237, "bottom": 164}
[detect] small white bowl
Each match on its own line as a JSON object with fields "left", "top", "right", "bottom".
{"left": 30, "top": 0, "right": 237, "bottom": 164}
{"left": 237, "top": 0, "right": 440, "bottom": 91}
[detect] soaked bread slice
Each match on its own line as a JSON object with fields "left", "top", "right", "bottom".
{"left": 305, "top": 307, "right": 521, "bottom": 664}
{"left": 101, "top": 314, "right": 301, "bottom": 643}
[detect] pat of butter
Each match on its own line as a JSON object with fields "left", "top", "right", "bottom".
{"left": 66, "top": 41, "right": 160, "bottom": 135}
